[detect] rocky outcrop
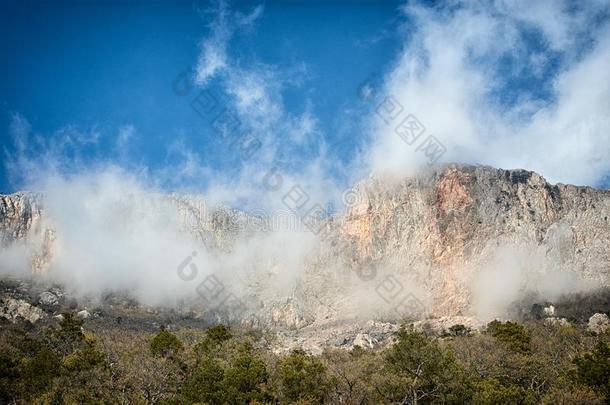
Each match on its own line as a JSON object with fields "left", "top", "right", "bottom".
{"left": 1, "top": 296, "right": 45, "bottom": 323}
{"left": 271, "top": 320, "right": 401, "bottom": 355}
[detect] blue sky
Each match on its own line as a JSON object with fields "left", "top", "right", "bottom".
{"left": 0, "top": 0, "right": 404, "bottom": 194}
{"left": 1, "top": 0, "right": 609, "bottom": 198}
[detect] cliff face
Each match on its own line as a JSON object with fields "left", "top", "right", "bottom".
{"left": 331, "top": 165, "right": 610, "bottom": 318}
{"left": 1, "top": 165, "right": 609, "bottom": 324}
{"left": 0, "top": 192, "right": 55, "bottom": 274}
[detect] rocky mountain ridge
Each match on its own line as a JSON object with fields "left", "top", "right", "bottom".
{"left": 1, "top": 164, "right": 610, "bottom": 332}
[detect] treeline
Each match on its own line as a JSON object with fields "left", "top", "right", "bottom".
{"left": 1, "top": 315, "right": 610, "bottom": 404}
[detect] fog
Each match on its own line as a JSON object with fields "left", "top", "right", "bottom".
{"left": 471, "top": 241, "right": 594, "bottom": 321}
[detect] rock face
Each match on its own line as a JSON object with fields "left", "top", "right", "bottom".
{"left": 0, "top": 192, "right": 54, "bottom": 274}
{"left": 1, "top": 164, "right": 610, "bottom": 327}
{"left": 328, "top": 165, "right": 610, "bottom": 318}
{"left": 0, "top": 192, "right": 43, "bottom": 244}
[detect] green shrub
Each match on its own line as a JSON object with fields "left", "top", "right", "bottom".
{"left": 196, "top": 324, "right": 233, "bottom": 354}
{"left": 44, "top": 313, "right": 85, "bottom": 356}
{"left": 448, "top": 324, "right": 470, "bottom": 337}
{"left": 150, "top": 328, "right": 183, "bottom": 358}
{"left": 574, "top": 341, "right": 610, "bottom": 399}
{"left": 62, "top": 339, "right": 107, "bottom": 373}
{"left": 487, "top": 320, "right": 531, "bottom": 354}
{"left": 473, "top": 378, "right": 536, "bottom": 404}
{"left": 17, "top": 346, "right": 61, "bottom": 398}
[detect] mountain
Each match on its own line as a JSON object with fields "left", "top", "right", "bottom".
{"left": 1, "top": 164, "right": 610, "bottom": 333}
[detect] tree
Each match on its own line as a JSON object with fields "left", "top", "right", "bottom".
{"left": 277, "top": 349, "right": 330, "bottom": 404}
{"left": 450, "top": 324, "right": 558, "bottom": 400}
{"left": 379, "top": 327, "right": 473, "bottom": 404}
{"left": 540, "top": 386, "right": 604, "bottom": 405}
{"left": 16, "top": 346, "right": 60, "bottom": 400}
{"left": 62, "top": 334, "right": 107, "bottom": 373}
{"left": 195, "top": 324, "right": 233, "bottom": 354}
{"left": 182, "top": 339, "right": 271, "bottom": 405}
{"left": 221, "top": 342, "right": 270, "bottom": 404}
{"left": 574, "top": 341, "right": 610, "bottom": 401}
{"left": 33, "top": 333, "right": 114, "bottom": 404}
{"left": 0, "top": 326, "right": 55, "bottom": 402}
{"left": 322, "top": 347, "right": 382, "bottom": 405}
{"left": 447, "top": 324, "right": 470, "bottom": 337}
{"left": 43, "top": 313, "right": 85, "bottom": 356}
{"left": 99, "top": 330, "right": 183, "bottom": 404}
{"left": 181, "top": 354, "right": 225, "bottom": 404}
{"left": 150, "top": 328, "right": 183, "bottom": 358}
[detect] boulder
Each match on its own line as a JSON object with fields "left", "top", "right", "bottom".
{"left": 1, "top": 297, "right": 45, "bottom": 323}
{"left": 39, "top": 291, "right": 59, "bottom": 306}
{"left": 587, "top": 313, "right": 610, "bottom": 334}
{"left": 543, "top": 305, "right": 556, "bottom": 317}
{"left": 353, "top": 333, "right": 377, "bottom": 349}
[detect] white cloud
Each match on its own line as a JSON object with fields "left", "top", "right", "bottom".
{"left": 189, "top": 1, "right": 343, "bottom": 212}
{"left": 3, "top": 115, "right": 104, "bottom": 188}
{"left": 194, "top": 1, "right": 264, "bottom": 85}
{"left": 366, "top": 0, "right": 610, "bottom": 186}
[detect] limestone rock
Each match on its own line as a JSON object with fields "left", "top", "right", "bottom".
{"left": 588, "top": 313, "right": 610, "bottom": 334}
{"left": 0, "top": 296, "right": 45, "bottom": 323}
{"left": 272, "top": 320, "right": 400, "bottom": 355}
{"left": 352, "top": 333, "right": 377, "bottom": 349}
{"left": 411, "top": 316, "right": 481, "bottom": 336}
{"left": 543, "top": 305, "right": 556, "bottom": 317}
{"left": 0, "top": 192, "right": 43, "bottom": 244}
{"left": 39, "top": 291, "right": 59, "bottom": 307}
{"left": 544, "top": 317, "right": 570, "bottom": 327}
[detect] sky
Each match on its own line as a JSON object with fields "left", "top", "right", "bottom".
{"left": 1, "top": 0, "right": 610, "bottom": 202}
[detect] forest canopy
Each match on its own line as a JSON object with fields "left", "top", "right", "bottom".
{"left": 0, "top": 316, "right": 609, "bottom": 404}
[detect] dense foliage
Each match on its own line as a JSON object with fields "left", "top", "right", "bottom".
{"left": 1, "top": 316, "right": 609, "bottom": 404}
